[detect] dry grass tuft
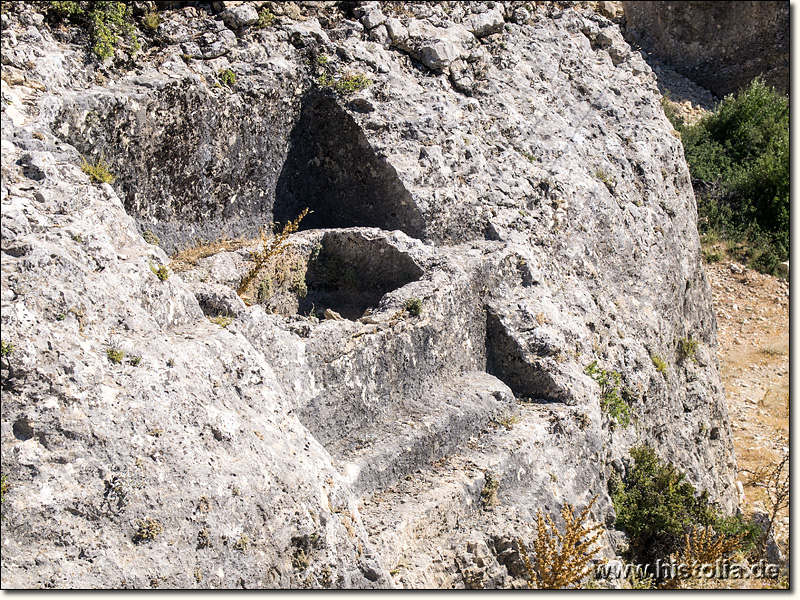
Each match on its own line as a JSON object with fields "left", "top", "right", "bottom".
{"left": 169, "top": 238, "right": 251, "bottom": 273}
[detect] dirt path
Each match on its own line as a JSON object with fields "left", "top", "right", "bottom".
{"left": 705, "top": 260, "right": 789, "bottom": 556}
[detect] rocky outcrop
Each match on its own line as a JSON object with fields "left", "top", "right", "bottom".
{"left": 2, "top": 1, "right": 737, "bottom": 589}
{"left": 622, "top": 1, "right": 790, "bottom": 98}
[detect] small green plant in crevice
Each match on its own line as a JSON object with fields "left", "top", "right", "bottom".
{"left": 404, "top": 297, "right": 422, "bottom": 317}
{"left": 106, "top": 345, "right": 126, "bottom": 364}
{"left": 594, "top": 169, "right": 616, "bottom": 192}
{"left": 133, "top": 518, "right": 164, "bottom": 543}
{"left": 0, "top": 340, "right": 14, "bottom": 358}
{"left": 149, "top": 262, "right": 170, "bottom": 281}
{"left": 141, "top": 230, "right": 160, "bottom": 245}
{"left": 209, "top": 315, "right": 234, "bottom": 328}
{"left": 677, "top": 337, "right": 698, "bottom": 362}
{"left": 650, "top": 354, "right": 668, "bottom": 375}
{"left": 141, "top": 8, "right": 161, "bottom": 31}
{"left": 290, "top": 270, "right": 308, "bottom": 298}
{"left": 584, "top": 361, "right": 632, "bottom": 428}
{"left": 197, "top": 527, "right": 210, "bottom": 549}
{"left": 293, "top": 547, "right": 310, "bottom": 570}
{"left": 127, "top": 354, "right": 142, "bottom": 367}
{"left": 256, "top": 277, "right": 274, "bottom": 302}
{"left": 481, "top": 471, "right": 500, "bottom": 508}
{"left": 318, "top": 71, "right": 372, "bottom": 95}
{"left": 256, "top": 6, "right": 276, "bottom": 28}
{"left": 218, "top": 68, "right": 236, "bottom": 87}
{"left": 234, "top": 534, "right": 249, "bottom": 554}
{"left": 81, "top": 154, "right": 116, "bottom": 184}
{"left": 493, "top": 409, "right": 522, "bottom": 431}
{"left": 1, "top": 474, "right": 8, "bottom": 515}
{"left": 45, "top": 1, "right": 139, "bottom": 60}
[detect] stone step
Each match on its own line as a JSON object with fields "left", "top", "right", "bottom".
{"left": 357, "top": 400, "right": 612, "bottom": 588}
{"left": 329, "top": 371, "right": 515, "bottom": 496}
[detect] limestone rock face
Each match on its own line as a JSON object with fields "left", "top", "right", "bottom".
{"left": 2, "top": 0, "right": 736, "bottom": 589}
{"left": 622, "top": 1, "right": 790, "bottom": 97}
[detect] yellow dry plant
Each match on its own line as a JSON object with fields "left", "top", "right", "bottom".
{"left": 518, "top": 495, "right": 604, "bottom": 589}
{"left": 237, "top": 208, "right": 310, "bottom": 300}
{"left": 660, "top": 525, "right": 744, "bottom": 588}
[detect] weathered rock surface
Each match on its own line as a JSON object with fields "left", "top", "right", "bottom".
{"left": 622, "top": 1, "right": 790, "bottom": 97}
{"left": 2, "top": 0, "right": 737, "bottom": 589}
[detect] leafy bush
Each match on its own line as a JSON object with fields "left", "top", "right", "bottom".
{"left": 610, "top": 446, "right": 757, "bottom": 564}
{"left": 584, "top": 361, "right": 632, "bottom": 428}
{"left": 45, "top": 1, "right": 139, "bottom": 59}
{"left": 667, "top": 78, "right": 788, "bottom": 275}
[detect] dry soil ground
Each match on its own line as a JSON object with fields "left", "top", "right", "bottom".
{"left": 705, "top": 259, "right": 789, "bottom": 568}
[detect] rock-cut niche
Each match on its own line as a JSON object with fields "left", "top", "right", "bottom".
{"left": 54, "top": 84, "right": 426, "bottom": 252}
{"left": 273, "top": 92, "right": 427, "bottom": 238}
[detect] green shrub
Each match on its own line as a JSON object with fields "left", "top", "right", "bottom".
{"left": 218, "top": 68, "right": 236, "bottom": 87}
{"left": 45, "top": 1, "right": 139, "bottom": 60}
{"left": 584, "top": 361, "right": 632, "bottom": 428}
{"left": 610, "top": 446, "right": 714, "bottom": 561}
{"left": 81, "top": 154, "right": 116, "bottom": 184}
{"left": 669, "top": 78, "right": 789, "bottom": 275}
{"left": 404, "top": 297, "right": 423, "bottom": 317}
{"left": 610, "top": 446, "right": 757, "bottom": 565}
